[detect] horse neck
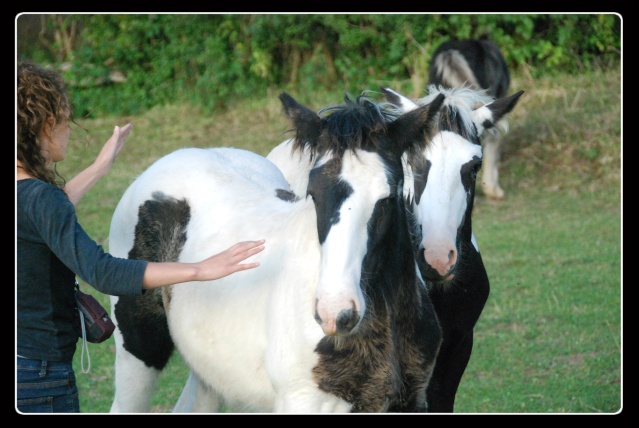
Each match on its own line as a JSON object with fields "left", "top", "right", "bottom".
{"left": 267, "top": 139, "right": 313, "bottom": 198}
{"left": 459, "top": 186, "right": 476, "bottom": 246}
{"left": 279, "top": 195, "right": 319, "bottom": 244}
{"left": 362, "top": 195, "right": 421, "bottom": 304}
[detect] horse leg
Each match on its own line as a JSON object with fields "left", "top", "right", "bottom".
{"left": 110, "top": 324, "right": 162, "bottom": 413}
{"left": 110, "top": 294, "right": 175, "bottom": 413}
{"left": 172, "top": 370, "right": 221, "bottom": 413}
{"left": 480, "top": 131, "right": 504, "bottom": 200}
{"left": 426, "top": 245, "right": 489, "bottom": 412}
{"left": 426, "top": 330, "right": 474, "bottom": 412}
{"left": 274, "top": 387, "right": 353, "bottom": 413}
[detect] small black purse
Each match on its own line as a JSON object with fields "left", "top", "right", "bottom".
{"left": 74, "top": 281, "right": 115, "bottom": 344}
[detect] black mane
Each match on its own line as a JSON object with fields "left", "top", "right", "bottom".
{"left": 296, "top": 94, "right": 400, "bottom": 159}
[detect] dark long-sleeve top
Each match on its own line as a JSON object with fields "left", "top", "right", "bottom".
{"left": 17, "top": 178, "right": 147, "bottom": 361}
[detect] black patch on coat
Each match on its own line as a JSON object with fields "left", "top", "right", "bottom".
{"left": 307, "top": 158, "right": 352, "bottom": 245}
{"left": 276, "top": 188, "right": 299, "bottom": 202}
{"left": 114, "top": 191, "right": 190, "bottom": 370}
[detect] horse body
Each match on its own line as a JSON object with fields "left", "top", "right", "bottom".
{"left": 109, "top": 147, "right": 326, "bottom": 412}
{"left": 109, "top": 93, "right": 444, "bottom": 413}
{"left": 428, "top": 36, "right": 512, "bottom": 200}
{"left": 267, "top": 86, "right": 523, "bottom": 412}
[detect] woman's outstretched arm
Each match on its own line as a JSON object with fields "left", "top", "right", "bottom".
{"left": 141, "top": 239, "right": 266, "bottom": 289}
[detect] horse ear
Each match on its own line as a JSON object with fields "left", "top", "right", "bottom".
{"left": 279, "top": 92, "right": 322, "bottom": 151}
{"left": 471, "top": 90, "right": 524, "bottom": 134}
{"left": 388, "top": 93, "right": 445, "bottom": 154}
{"left": 279, "top": 93, "right": 319, "bottom": 125}
{"left": 380, "top": 87, "right": 419, "bottom": 112}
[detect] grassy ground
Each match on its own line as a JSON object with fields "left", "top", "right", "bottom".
{"left": 63, "top": 66, "right": 621, "bottom": 414}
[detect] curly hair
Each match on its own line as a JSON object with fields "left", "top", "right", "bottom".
{"left": 17, "top": 62, "right": 73, "bottom": 187}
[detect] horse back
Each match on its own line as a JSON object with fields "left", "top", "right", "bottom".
{"left": 428, "top": 38, "right": 510, "bottom": 98}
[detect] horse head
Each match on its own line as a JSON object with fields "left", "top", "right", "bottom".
{"left": 381, "top": 85, "right": 523, "bottom": 282}
{"left": 278, "top": 92, "right": 443, "bottom": 336}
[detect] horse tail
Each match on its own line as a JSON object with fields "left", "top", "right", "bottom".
{"left": 429, "top": 48, "right": 481, "bottom": 91}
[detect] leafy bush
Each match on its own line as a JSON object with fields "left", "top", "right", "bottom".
{"left": 17, "top": 13, "right": 621, "bottom": 117}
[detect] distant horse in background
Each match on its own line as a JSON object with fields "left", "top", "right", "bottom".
{"left": 268, "top": 85, "right": 524, "bottom": 412}
{"left": 108, "top": 92, "right": 444, "bottom": 413}
{"left": 428, "top": 36, "right": 512, "bottom": 200}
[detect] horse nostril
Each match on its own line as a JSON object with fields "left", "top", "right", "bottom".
{"left": 448, "top": 249, "right": 457, "bottom": 265}
{"left": 314, "top": 298, "right": 322, "bottom": 325}
{"left": 335, "top": 301, "right": 360, "bottom": 335}
{"left": 447, "top": 249, "right": 458, "bottom": 276}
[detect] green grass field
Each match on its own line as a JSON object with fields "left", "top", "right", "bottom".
{"left": 63, "top": 67, "right": 621, "bottom": 414}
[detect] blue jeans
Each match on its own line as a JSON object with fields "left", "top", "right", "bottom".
{"left": 16, "top": 357, "right": 80, "bottom": 413}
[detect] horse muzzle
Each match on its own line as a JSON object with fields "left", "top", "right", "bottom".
{"left": 417, "top": 248, "right": 456, "bottom": 283}
{"left": 314, "top": 299, "right": 361, "bottom": 336}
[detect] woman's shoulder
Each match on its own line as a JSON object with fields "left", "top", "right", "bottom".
{"left": 18, "top": 177, "right": 52, "bottom": 189}
{"left": 17, "top": 178, "right": 77, "bottom": 238}
{"left": 18, "top": 179, "right": 70, "bottom": 209}
{"left": 18, "top": 178, "right": 62, "bottom": 194}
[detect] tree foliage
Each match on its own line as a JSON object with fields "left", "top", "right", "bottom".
{"left": 17, "top": 13, "right": 621, "bottom": 117}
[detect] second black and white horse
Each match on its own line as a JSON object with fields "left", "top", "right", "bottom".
{"left": 381, "top": 85, "right": 523, "bottom": 412}
{"left": 108, "top": 92, "right": 445, "bottom": 413}
{"left": 428, "top": 36, "right": 512, "bottom": 200}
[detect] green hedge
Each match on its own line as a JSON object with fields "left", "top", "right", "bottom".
{"left": 17, "top": 14, "right": 621, "bottom": 117}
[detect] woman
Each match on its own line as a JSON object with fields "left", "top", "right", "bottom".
{"left": 16, "top": 62, "right": 265, "bottom": 413}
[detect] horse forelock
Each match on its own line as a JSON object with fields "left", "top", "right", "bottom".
{"left": 418, "top": 85, "right": 492, "bottom": 144}
{"left": 304, "top": 94, "right": 398, "bottom": 159}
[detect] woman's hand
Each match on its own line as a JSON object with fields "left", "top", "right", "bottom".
{"left": 65, "top": 123, "right": 132, "bottom": 206}
{"left": 196, "top": 239, "right": 266, "bottom": 280}
{"left": 142, "top": 239, "right": 266, "bottom": 289}
{"left": 94, "top": 124, "right": 133, "bottom": 177}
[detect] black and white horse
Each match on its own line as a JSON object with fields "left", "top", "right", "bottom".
{"left": 428, "top": 36, "right": 512, "bottom": 200}
{"left": 269, "top": 85, "right": 524, "bottom": 412}
{"left": 381, "top": 85, "right": 523, "bottom": 412}
{"left": 108, "top": 92, "right": 444, "bottom": 413}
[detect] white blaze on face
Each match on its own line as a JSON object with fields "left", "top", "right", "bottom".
{"left": 314, "top": 150, "right": 390, "bottom": 335}
{"left": 416, "top": 131, "right": 482, "bottom": 276}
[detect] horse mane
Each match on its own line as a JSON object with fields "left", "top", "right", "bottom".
{"left": 419, "top": 84, "right": 507, "bottom": 140}
{"left": 294, "top": 93, "right": 400, "bottom": 160}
